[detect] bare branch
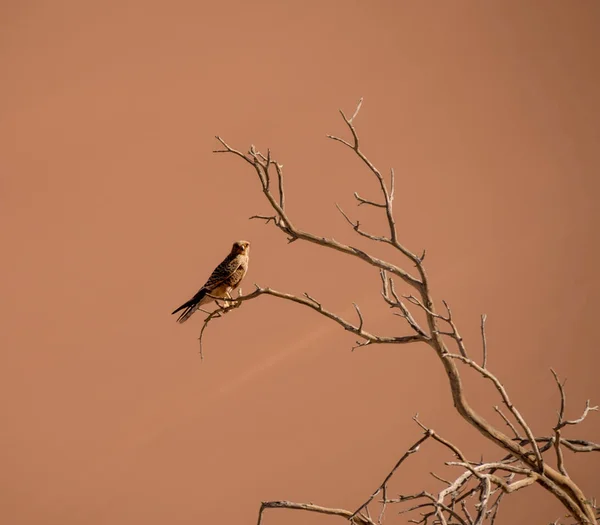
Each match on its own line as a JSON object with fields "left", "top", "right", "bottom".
{"left": 353, "top": 302, "right": 364, "bottom": 332}
{"left": 351, "top": 432, "right": 432, "bottom": 519}
{"left": 494, "top": 406, "right": 522, "bottom": 440}
{"left": 461, "top": 500, "right": 475, "bottom": 525}
{"left": 438, "top": 300, "right": 469, "bottom": 358}
{"left": 404, "top": 294, "right": 444, "bottom": 319}
{"left": 473, "top": 476, "right": 491, "bottom": 525}
{"left": 563, "top": 400, "right": 599, "bottom": 427}
{"left": 447, "top": 353, "right": 544, "bottom": 472}
{"left": 348, "top": 96, "right": 363, "bottom": 123}
{"left": 413, "top": 415, "right": 470, "bottom": 463}
{"left": 326, "top": 100, "right": 421, "bottom": 263}
{"left": 249, "top": 214, "right": 277, "bottom": 224}
{"left": 508, "top": 436, "right": 600, "bottom": 453}
{"left": 555, "top": 428, "right": 569, "bottom": 477}
{"left": 481, "top": 314, "right": 488, "bottom": 369}
{"left": 431, "top": 471, "right": 452, "bottom": 485}
{"left": 327, "top": 134, "right": 354, "bottom": 149}
{"left": 196, "top": 291, "right": 246, "bottom": 360}
{"left": 274, "top": 162, "right": 285, "bottom": 209}
{"left": 446, "top": 461, "right": 536, "bottom": 477}
{"left": 256, "top": 500, "right": 375, "bottom": 525}
{"left": 336, "top": 204, "right": 392, "bottom": 243}
{"left": 551, "top": 369, "right": 599, "bottom": 477}
{"left": 487, "top": 490, "right": 505, "bottom": 525}
{"left": 353, "top": 191, "right": 386, "bottom": 208}
{"left": 213, "top": 136, "right": 253, "bottom": 164}
{"left": 197, "top": 285, "right": 427, "bottom": 353}
{"left": 388, "top": 492, "right": 468, "bottom": 525}
{"left": 379, "top": 271, "right": 428, "bottom": 337}
{"left": 559, "top": 438, "right": 600, "bottom": 453}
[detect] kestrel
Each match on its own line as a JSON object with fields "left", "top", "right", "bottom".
{"left": 171, "top": 240, "right": 250, "bottom": 323}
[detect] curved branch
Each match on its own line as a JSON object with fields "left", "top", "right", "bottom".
{"left": 257, "top": 501, "right": 375, "bottom": 525}
{"left": 229, "top": 285, "right": 427, "bottom": 348}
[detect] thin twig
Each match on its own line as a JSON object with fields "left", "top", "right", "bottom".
{"left": 494, "top": 406, "right": 522, "bottom": 439}
{"left": 351, "top": 432, "right": 432, "bottom": 518}
{"left": 551, "top": 369, "right": 599, "bottom": 478}
{"left": 481, "top": 314, "right": 488, "bottom": 369}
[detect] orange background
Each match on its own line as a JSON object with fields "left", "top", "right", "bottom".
{"left": 1, "top": 2, "right": 599, "bottom": 524}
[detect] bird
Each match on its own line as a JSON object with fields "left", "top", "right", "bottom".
{"left": 171, "top": 240, "right": 250, "bottom": 324}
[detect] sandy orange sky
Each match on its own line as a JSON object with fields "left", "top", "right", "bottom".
{"left": 1, "top": 2, "right": 599, "bottom": 524}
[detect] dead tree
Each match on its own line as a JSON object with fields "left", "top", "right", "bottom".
{"left": 200, "top": 100, "right": 598, "bottom": 524}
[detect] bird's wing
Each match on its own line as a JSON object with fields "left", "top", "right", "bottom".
{"left": 202, "top": 254, "right": 242, "bottom": 292}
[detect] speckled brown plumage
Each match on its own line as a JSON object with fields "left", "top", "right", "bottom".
{"left": 171, "top": 240, "right": 250, "bottom": 323}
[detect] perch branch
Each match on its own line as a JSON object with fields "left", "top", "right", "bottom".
{"left": 199, "top": 285, "right": 426, "bottom": 356}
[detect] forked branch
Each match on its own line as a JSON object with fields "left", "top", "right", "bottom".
{"left": 197, "top": 285, "right": 426, "bottom": 359}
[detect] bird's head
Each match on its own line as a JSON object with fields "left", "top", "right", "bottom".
{"left": 231, "top": 240, "right": 250, "bottom": 255}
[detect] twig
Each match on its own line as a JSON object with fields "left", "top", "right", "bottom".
{"left": 326, "top": 98, "right": 421, "bottom": 264}
{"left": 351, "top": 432, "right": 432, "bottom": 518}
{"left": 481, "top": 314, "right": 488, "bottom": 369}
{"left": 438, "top": 300, "right": 469, "bottom": 358}
{"left": 494, "top": 406, "right": 522, "bottom": 439}
{"left": 551, "top": 369, "right": 599, "bottom": 477}
{"left": 379, "top": 271, "right": 428, "bottom": 337}
{"left": 197, "top": 293, "right": 244, "bottom": 360}
{"left": 336, "top": 204, "right": 392, "bottom": 244}
{"left": 354, "top": 191, "right": 385, "bottom": 208}
{"left": 473, "top": 476, "right": 491, "bottom": 525}
{"left": 348, "top": 97, "right": 363, "bottom": 123}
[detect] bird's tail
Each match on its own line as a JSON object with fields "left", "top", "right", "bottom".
{"left": 171, "top": 289, "right": 207, "bottom": 323}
